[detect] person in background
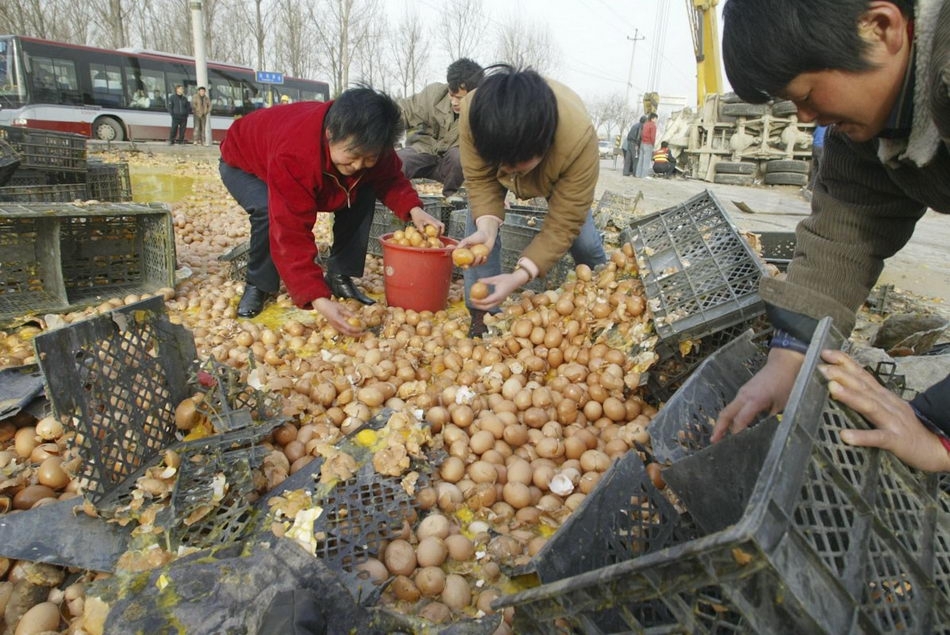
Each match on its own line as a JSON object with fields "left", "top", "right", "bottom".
{"left": 623, "top": 116, "right": 646, "bottom": 176}
{"left": 279, "top": 94, "right": 292, "bottom": 104}
{"left": 398, "top": 58, "right": 485, "bottom": 199}
{"left": 455, "top": 65, "right": 608, "bottom": 337}
{"left": 191, "top": 86, "right": 212, "bottom": 145}
{"left": 807, "top": 124, "right": 828, "bottom": 191}
{"left": 167, "top": 85, "right": 191, "bottom": 145}
{"left": 218, "top": 86, "right": 444, "bottom": 326}
{"left": 651, "top": 141, "right": 676, "bottom": 177}
{"left": 635, "top": 112, "right": 658, "bottom": 177}
{"left": 712, "top": 0, "right": 950, "bottom": 472}
{"left": 130, "top": 89, "right": 150, "bottom": 108}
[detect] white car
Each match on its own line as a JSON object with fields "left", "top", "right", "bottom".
{"left": 598, "top": 140, "right": 613, "bottom": 159}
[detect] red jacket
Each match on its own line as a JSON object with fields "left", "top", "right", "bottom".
{"left": 640, "top": 120, "right": 657, "bottom": 146}
{"left": 220, "top": 100, "right": 423, "bottom": 307}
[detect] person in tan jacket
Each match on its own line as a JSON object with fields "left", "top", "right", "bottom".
{"left": 191, "top": 86, "right": 211, "bottom": 145}
{"left": 398, "top": 58, "right": 484, "bottom": 198}
{"left": 456, "top": 65, "right": 607, "bottom": 337}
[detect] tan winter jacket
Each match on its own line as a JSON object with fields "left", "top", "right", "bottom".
{"left": 192, "top": 93, "right": 211, "bottom": 117}
{"left": 458, "top": 78, "right": 599, "bottom": 276}
{"left": 399, "top": 83, "right": 458, "bottom": 156}
{"left": 764, "top": 0, "right": 950, "bottom": 338}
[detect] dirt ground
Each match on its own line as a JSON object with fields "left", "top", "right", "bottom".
{"left": 594, "top": 157, "right": 949, "bottom": 316}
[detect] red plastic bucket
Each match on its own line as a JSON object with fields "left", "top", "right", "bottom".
{"left": 380, "top": 233, "right": 458, "bottom": 312}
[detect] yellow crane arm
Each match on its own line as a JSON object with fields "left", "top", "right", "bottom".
{"left": 687, "top": 0, "right": 723, "bottom": 106}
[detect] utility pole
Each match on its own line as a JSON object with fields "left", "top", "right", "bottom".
{"left": 624, "top": 29, "right": 645, "bottom": 118}
{"left": 190, "top": 0, "right": 210, "bottom": 144}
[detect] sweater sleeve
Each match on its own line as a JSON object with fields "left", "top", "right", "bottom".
{"left": 910, "top": 375, "right": 950, "bottom": 434}
{"left": 522, "top": 132, "right": 599, "bottom": 275}
{"left": 760, "top": 131, "right": 927, "bottom": 337}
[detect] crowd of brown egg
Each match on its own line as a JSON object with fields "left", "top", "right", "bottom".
{"left": 0, "top": 154, "right": 666, "bottom": 634}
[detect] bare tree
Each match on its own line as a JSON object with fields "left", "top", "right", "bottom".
{"left": 85, "top": 0, "right": 131, "bottom": 49}
{"left": 0, "top": 1, "right": 52, "bottom": 40}
{"left": 438, "top": 0, "right": 487, "bottom": 62}
{"left": 354, "top": 9, "right": 387, "bottom": 91}
{"left": 587, "top": 93, "right": 632, "bottom": 141}
{"left": 274, "top": 0, "right": 320, "bottom": 78}
{"left": 387, "top": 5, "right": 430, "bottom": 98}
{"left": 309, "top": 0, "right": 380, "bottom": 96}
{"left": 494, "top": 17, "right": 560, "bottom": 75}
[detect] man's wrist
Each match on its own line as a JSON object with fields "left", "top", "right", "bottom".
{"left": 769, "top": 328, "right": 809, "bottom": 355}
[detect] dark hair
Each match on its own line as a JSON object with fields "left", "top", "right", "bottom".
{"left": 648, "top": 113, "right": 658, "bottom": 120}
{"left": 447, "top": 58, "right": 484, "bottom": 93}
{"left": 639, "top": 115, "right": 647, "bottom": 123}
{"left": 325, "top": 85, "right": 404, "bottom": 153}
{"left": 723, "top": 0, "right": 914, "bottom": 103}
{"left": 468, "top": 65, "right": 557, "bottom": 165}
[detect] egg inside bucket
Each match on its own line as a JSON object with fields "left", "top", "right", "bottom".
{"left": 380, "top": 232, "right": 457, "bottom": 313}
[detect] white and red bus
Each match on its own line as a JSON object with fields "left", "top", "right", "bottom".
{"left": 0, "top": 34, "right": 330, "bottom": 143}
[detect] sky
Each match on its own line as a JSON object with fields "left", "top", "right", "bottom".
{"left": 385, "top": 0, "right": 728, "bottom": 111}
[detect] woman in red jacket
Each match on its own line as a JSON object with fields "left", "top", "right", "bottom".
{"left": 219, "top": 86, "right": 443, "bottom": 333}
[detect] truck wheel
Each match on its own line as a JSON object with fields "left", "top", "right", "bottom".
{"left": 713, "top": 173, "right": 755, "bottom": 186}
{"left": 764, "top": 171, "right": 809, "bottom": 186}
{"left": 771, "top": 100, "right": 799, "bottom": 117}
{"left": 765, "top": 160, "right": 809, "bottom": 174}
{"left": 94, "top": 116, "right": 125, "bottom": 141}
{"left": 720, "top": 102, "right": 768, "bottom": 117}
{"left": 715, "top": 161, "right": 755, "bottom": 175}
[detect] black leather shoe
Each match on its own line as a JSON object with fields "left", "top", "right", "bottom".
{"left": 326, "top": 273, "right": 375, "bottom": 305}
{"left": 237, "top": 284, "right": 273, "bottom": 318}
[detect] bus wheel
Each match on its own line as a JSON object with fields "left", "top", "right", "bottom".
{"left": 94, "top": 116, "right": 125, "bottom": 141}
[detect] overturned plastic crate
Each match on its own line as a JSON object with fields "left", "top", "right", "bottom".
{"left": 0, "top": 125, "right": 87, "bottom": 175}
{"left": 368, "top": 196, "right": 445, "bottom": 257}
{"left": 218, "top": 240, "right": 250, "bottom": 281}
{"left": 32, "top": 297, "right": 196, "bottom": 505}
{"left": 496, "top": 322, "right": 950, "bottom": 634}
{"left": 86, "top": 160, "right": 133, "bottom": 202}
{"left": 626, "top": 190, "right": 767, "bottom": 345}
{"left": 645, "top": 316, "right": 771, "bottom": 403}
{"left": 757, "top": 230, "right": 797, "bottom": 272}
{"left": 0, "top": 201, "right": 176, "bottom": 322}
{"left": 0, "top": 183, "right": 86, "bottom": 203}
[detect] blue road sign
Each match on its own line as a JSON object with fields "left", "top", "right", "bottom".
{"left": 256, "top": 71, "right": 284, "bottom": 85}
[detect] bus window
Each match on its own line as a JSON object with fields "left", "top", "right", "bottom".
{"left": 134, "top": 69, "right": 165, "bottom": 109}
{"left": 89, "top": 63, "right": 123, "bottom": 107}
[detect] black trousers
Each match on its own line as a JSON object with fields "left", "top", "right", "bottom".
{"left": 218, "top": 160, "right": 376, "bottom": 293}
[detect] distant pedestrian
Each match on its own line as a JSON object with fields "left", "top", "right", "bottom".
{"left": 623, "top": 116, "right": 646, "bottom": 176}
{"left": 635, "top": 113, "right": 658, "bottom": 177}
{"left": 807, "top": 124, "right": 827, "bottom": 190}
{"left": 651, "top": 141, "right": 676, "bottom": 177}
{"left": 167, "top": 85, "right": 191, "bottom": 145}
{"left": 191, "top": 86, "right": 211, "bottom": 145}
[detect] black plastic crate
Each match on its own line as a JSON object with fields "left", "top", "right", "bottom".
{"left": 0, "top": 183, "right": 86, "bottom": 202}
{"left": 645, "top": 315, "right": 771, "bottom": 403}
{"left": 627, "top": 190, "right": 767, "bottom": 344}
{"left": 4, "top": 169, "right": 52, "bottom": 187}
{"left": 86, "top": 161, "right": 132, "bottom": 202}
{"left": 0, "top": 202, "right": 176, "bottom": 322}
{"left": 496, "top": 322, "right": 950, "bottom": 634}
{"left": 0, "top": 125, "right": 87, "bottom": 173}
{"left": 0, "top": 138, "right": 20, "bottom": 186}
{"left": 757, "top": 230, "right": 796, "bottom": 272}
{"left": 367, "top": 196, "right": 445, "bottom": 257}
{"left": 449, "top": 206, "right": 574, "bottom": 291}
{"left": 32, "top": 297, "right": 196, "bottom": 505}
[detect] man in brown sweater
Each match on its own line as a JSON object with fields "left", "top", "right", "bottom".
{"left": 713, "top": 0, "right": 950, "bottom": 472}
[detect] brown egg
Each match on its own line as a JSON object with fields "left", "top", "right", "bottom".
{"left": 383, "top": 539, "right": 417, "bottom": 576}
{"left": 444, "top": 534, "right": 475, "bottom": 561}
{"left": 441, "top": 573, "right": 471, "bottom": 610}
{"left": 13, "top": 484, "right": 55, "bottom": 510}
{"left": 416, "top": 536, "right": 448, "bottom": 567}
{"left": 415, "top": 566, "right": 446, "bottom": 597}
{"left": 13, "top": 600, "right": 60, "bottom": 635}
{"left": 37, "top": 457, "right": 70, "bottom": 490}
